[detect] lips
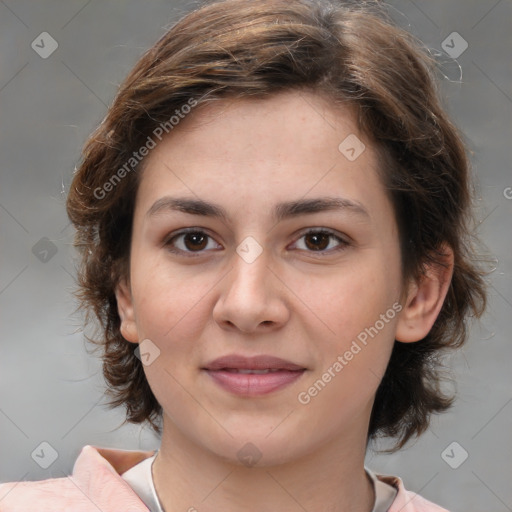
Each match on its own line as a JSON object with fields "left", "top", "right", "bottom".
{"left": 202, "top": 354, "right": 306, "bottom": 396}
{"left": 203, "top": 354, "right": 306, "bottom": 372}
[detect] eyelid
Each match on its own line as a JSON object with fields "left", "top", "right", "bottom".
{"left": 289, "top": 227, "right": 351, "bottom": 253}
{"left": 164, "top": 227, "right": 351, "bottom": 256}
{"left": 164, "top": 227, "right": 221, "bottom": 256}
{"left": 294, "top": 226, "right": 350, "bottom": 241}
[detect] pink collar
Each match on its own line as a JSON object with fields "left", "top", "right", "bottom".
{"left": 0, "top": 444, "right": 448, "bottom": 512}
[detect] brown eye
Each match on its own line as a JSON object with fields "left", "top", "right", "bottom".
{"left": 182, "top": 232, "right": 208, "bottom": 251}
{"left": 165, "top": 229, "right": 221, "bottom": 255}
{"left": 293, "top": 229, "right": 349, "bottom": 254}
{"left": 304, "top": 232, "right": 330, "bottom": 251}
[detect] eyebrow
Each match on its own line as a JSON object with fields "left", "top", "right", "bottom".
{"left": 146, "top": 196, "right": 370, "bottom": 223}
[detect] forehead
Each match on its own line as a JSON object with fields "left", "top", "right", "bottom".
{"left": 134, "top": 90, "right": 392, "bottom": 225}
{"left": 152, "top": 91, "right": 365, "bottom": 162}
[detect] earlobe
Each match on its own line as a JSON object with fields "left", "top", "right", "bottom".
{"left": 395, "top": 246, "right": 454, "bottom": 343}
{"left": 115, "top": 277, "right": 139, "bottom": 344}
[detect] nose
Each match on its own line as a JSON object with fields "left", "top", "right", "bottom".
{"left": 212, "top": 243, "right": 290, "bottom": 334}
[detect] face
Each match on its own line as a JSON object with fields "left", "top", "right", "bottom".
{"left": 116, "top": 91, "right": 406, "bottom": 465}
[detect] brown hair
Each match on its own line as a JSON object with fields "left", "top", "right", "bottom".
{"left": 66, "top": 0, "right": 487, "bottom": 449}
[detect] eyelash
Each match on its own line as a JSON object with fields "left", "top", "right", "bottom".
{"left": 163, "top": 227, "right": 350, "bottom": 257}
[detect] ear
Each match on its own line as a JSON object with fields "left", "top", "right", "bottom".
{"left": 395, "top": 245, "right": 454, "bottom": 343}
{"left": 115, "top": 276, "right": 139, "bottom": 344}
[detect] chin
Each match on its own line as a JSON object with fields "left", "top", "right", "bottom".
{"left": 203, "top": 428, "right": 313, "bottom": 469}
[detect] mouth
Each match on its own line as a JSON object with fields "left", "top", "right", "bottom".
{"left": 219, "top": 368, "right": 291, "bottom": 374}
{"left": 202, "top": 354, "right": 307, "bottom": 396}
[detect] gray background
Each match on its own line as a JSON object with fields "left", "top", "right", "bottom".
{"left": 0, "top": 0, "right": 511, "bottom": 510}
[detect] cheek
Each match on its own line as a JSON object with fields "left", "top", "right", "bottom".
{"left": 130, "top": 262, "right": 210, "bottom": 412}
{"left": 296, "top": 280, "right": 399, "bottom": 428}
{"left": 309, "top": 255, "right": 400, "bottom": 342}
{"left": 296, "top": 251, "right": 401, "bottom": 408}
{"left": 129, "top": 256, "right": 210, "bottom": 363}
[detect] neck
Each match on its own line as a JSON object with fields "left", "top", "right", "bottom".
{"left": 152, "top": 415, "right": 375, "bottom": 512}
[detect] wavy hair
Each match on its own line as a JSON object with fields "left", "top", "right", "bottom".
{"left": 66, "top": 0, "right": 487, "bottom": 449}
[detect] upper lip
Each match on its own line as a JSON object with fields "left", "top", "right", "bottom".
{"left": 202, "top": 354, "right": 306, "bottom": 371}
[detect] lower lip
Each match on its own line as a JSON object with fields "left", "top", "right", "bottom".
{"left": 204, "top": 369, "right": 306, "bottom": 396}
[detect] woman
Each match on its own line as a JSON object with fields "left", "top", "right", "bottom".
{"left": 0, "top": 0, "right": 487, "bottom": 510}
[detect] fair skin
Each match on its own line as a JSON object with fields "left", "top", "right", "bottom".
{"left": 115, "top": 91, "right": 453, "bottom": 512}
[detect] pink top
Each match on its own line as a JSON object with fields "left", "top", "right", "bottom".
{"left": 0, "top": 445, "right": 449, "bottom": 511}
